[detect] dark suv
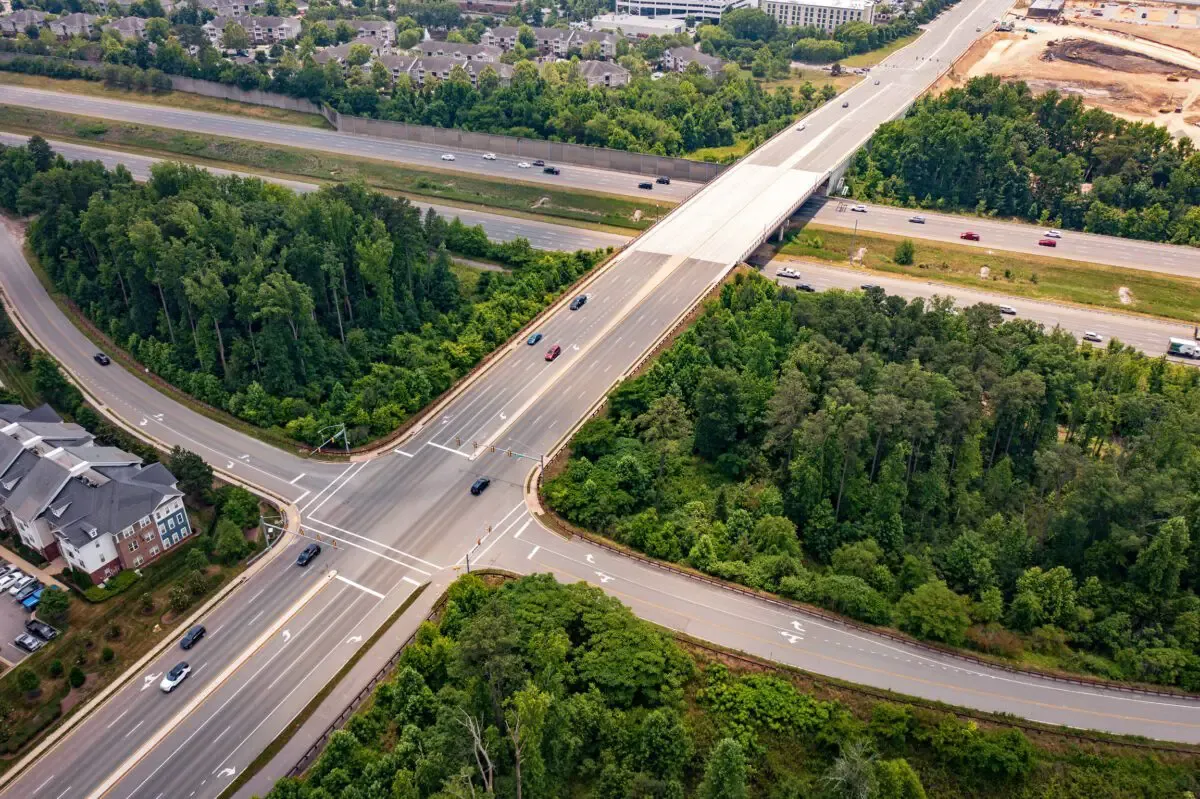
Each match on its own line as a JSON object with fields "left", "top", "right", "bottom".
{"left": 297, "top": 542, "right": 321, "bottom": 567}
{"left": 24, "top": 619, "right": 57, "bottom": 641}
{"left": 180, "top": 625, "right": 206, "bottom": 650}
{"left": 656, "top": 176, "right": 671, "bottom": 185}
{"left": 470, "top": 477, "right": 491, "bottom": 496}
{"left": 569, "top": 295, "right": 587, "bottom": 311}
{"left": 543, "top": 166, "right": 560, "bottom": 175}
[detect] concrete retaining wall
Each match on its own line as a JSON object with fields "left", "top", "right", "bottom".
{"left": 168, "top": 75, "right": 324, "bottom": 115}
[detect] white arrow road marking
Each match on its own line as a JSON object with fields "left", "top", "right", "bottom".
{"left": 217, "top": 768, "right": 236, "bottom": 779}
{"left": 138, "top": 418, "right": 147, "bottom": 427}
{"left": 792, "top": 621, "right": 805, "bottom": 632}
{"left": 141, "top": 673, "right": 162, "bottom": 691}
{"left": 780, "top": 631, "right": 804, "bottom": 645}
{"left": 152, "top": 413, "right": 163, "bottom": 420}
{"left": 345, "top": 635, "right": 363, "bottom": 644}
{"left": 239, "top": 454, "right": 250, "bottom": 461}
{"left": 499, "top": 412, "right": 507, "bottom": 420}
{"left": 225, "top": 461, "right": 234, "bottom": 469}
{"left": 594, "top": 571, "right": 613, "bottom": 584}
{"left": 572, "top": 344, "right": 580, "bottom": 351}
{"left": 586, "top": 554, "right": 595, "bottom": 564}
{"left": 281, "top": 630, "right": 291, "bottom": 643}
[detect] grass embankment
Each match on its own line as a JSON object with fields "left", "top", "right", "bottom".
{"left": 0, "top": 105, "right": 669, "bottom": 231}
{"left": 0, "top": 71, "right": 331, "bottom": 129}
{"left": 842, "top": 31, "right": 924, "bottom": 67}
{"left": 782, "top": 223, "right": 1200, "bottom": 322}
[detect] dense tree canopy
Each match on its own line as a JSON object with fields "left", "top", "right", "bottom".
{"left": 265, "top": 573, "right": 1200, "bottom": 799}
{"left": 547, "top": 272, "right": 1200, "bottom": 687}
{"left": 2, "top": 139, "right": 603, "bottom": 446}
{"left": 848, "top": 76, "right": 1200, "bottom": 246}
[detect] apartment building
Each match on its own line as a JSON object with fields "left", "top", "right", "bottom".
{"left": 376, "top": 54, "right": 514, "bottom": 87}
{"left": 203, "top": 14, "right": 301, "bottom": 45}
{"left": 417, "top": 41, "right": 502, "bottom": 62}
{"left": 354, "top": 19, "right": 396, "bottom": 46}
{"left": 662, "top": 46, "right": 725, "bottom": 76}
{"left": 758, "top": 0, "right": 875, "bottom": 31}
{"left": 102, "top": 16, "right": 148, "bottom": 40}
{"left": 48, "top": 12, "right": 100, "bottom": 39}
{"left": 0, "top": 405, "right": 191, "bottom": 585}
{"left": 613, "top": 0, "right": 753, "bottom": 23}
{"left": 576, "top": 59, "right": 630, "bottom": 87}
{"left": 0, "top": 9, "right": 47, "bottom": 35}
{"left": 198, "top": 0, "right": 265, "bottom": 16}
{"left": 481, "top": 25, "right": 617, "bottom": 59}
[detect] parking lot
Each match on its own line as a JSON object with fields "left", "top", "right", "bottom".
{"left": 0, "top": 575, "right": 34, "bottom": 663}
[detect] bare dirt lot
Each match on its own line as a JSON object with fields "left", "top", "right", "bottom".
{"left": 940, "top": 20, "right": 1200, "bottom": 136}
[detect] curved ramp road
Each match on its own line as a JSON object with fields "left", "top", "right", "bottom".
{"left": 0, "top": 85, "right": 701, "bottom": 202}
{"left": 3, "top": 3, "right": 1200, "bottom": 798}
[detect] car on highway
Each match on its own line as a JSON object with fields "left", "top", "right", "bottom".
{"left": 960, "top": 231, "right": 980, "bottom": 241}
{"left": 777, "top": 267, "right": 800, "bottom": 279}
{"left": 874, "top": 79, "right": 881, "bottom": 85}
{"left": 482, "top": 153, "right": 497, "bottom": 160}
{"left": 13, "top": 633, "right": 43, "bottom": 653}
{"left": 180, "top": 625, "right": 206, "bottom": 650}
{"left": 532, "top": 159, "right": 546, "bottom": 167}
{"left": 998, "top": 305, "right": 1017, "bottom": 315}
{"left": 517, "top": 162, "right": 531, "bottom": 169}
{"left": 544, "top": 166, "right": 560, "bottom": 175}
{"left": 656, "top": 176, "right": 671, "bottom": 185}
{"left": 850, "top": 204, "right": 867, "bottom": 213}
{"left": 638, "top": 182, "right": 653, "bottom": 190}
{"left": 1044, "top": 229, "right": 1063, "bottom": 238}
{"left": 1083, "top": 331, "right": 1104, "bottom": 343}
{"left": 441, "top": 154, "right": 455, "bottom": 161}
{"left": 860, "top": 283, "right": 881, "bottom": 291}
{"left": 795, "top": 122, "right": 807, "bottom": 132}
{"left": 545, "top": 344, "right": 562, "bottom": 361}
{"left": 909, "top": 216, "right": 925, "bottom": 224}
{"left": 470, "top": 477, "right": 491, "bottom": 496}
{"left": 569, "top": 295, "right": 588, "bottom": 311}
{"left": 796, "top": 283, "right": 816, "bottom": 292}
{"left": 1038, "top": 238, "right": 1057, "bottom": 247}
{"left": 94, "top": 352, "right": 111, "bottom": 365}
{"left": 25, "top": 619, "right": 57, "bottom": 641}
{"left": 160, "top": 662, "right": 191, "bottom": 692}
{"left": 842, "top": 101, "right": 850, "bottom": 108}
{"left": 8, "top": 575, "right": 33, "bottom": 595}
{"left": 296, "top": 542, "right": 321, "bottom": 567}
{"left": 527, "top": 332, "right": 543, "bottom": 346}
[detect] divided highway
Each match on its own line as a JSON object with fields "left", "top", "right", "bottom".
{"left": 2, "top": 2, "right": 1200, "bottom": 798}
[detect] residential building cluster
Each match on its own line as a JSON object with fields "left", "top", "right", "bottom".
{"left": 0, "top": 404, "right": 192, "bottom": 585}
{"left": 609, "top": 0, "right": 880, "bottom": 30}
{"left": 758, "top": 0, "right": 876, "bottom": 31}
{"left": 481, "top": 25, "right": 618, "bottom": 59}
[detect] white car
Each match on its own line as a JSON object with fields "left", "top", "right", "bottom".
{"left": 482, "top": 152, "right": 497, "bottom": 160}
{"left": 795, "top": 122, "right": 807, "bottom": 132}
{"left": 777, "top": 267, "right": 801, "bottom": 279}
{"left": 8, "top": 575, "right": 33, "bottom": 595}
{"left": 1082, "top": 331, "right": 1103, "bottom": 343}
{"left": 441, "top": 154, "right": 456, "bottom": 162}
{"left": 517, "top": 162, "right": 531, "bottom": 169}
{"left": 998, "top": 305, "right": 1017, "bottom": 315}
{"left": 0, "top": 571, "right": 22, "bottom": 591}
{"left": 851, "top": 204, "right": 867, "bottom": 212}
{"left": 160, "top": 662, "right": 192, "bottom": 692}
{"left": 1044, "top": 229, "right": 1062, "bottom": 238}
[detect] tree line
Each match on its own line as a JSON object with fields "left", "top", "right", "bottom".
{"left": 847, "top": 75, "right": 1200, "bottom": 246}
{"left": 1, "top": 138, "right": 603, "bottom": 447}
{"left": 546, "top": 272, "right": 1200, "bottom": 689}
{"left": 264, "top": 573, "right": 1200, "bottom": 799}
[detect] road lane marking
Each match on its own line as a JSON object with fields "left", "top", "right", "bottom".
{"left": 303, "top": 517, "right": 442, "bottom": 569}
{"left": 402, "top": 576, "right": 422, "bottom": 586}
{"left": 336, "top": 574, "right": 386, "bottom": 599}
{"left": 426, "top": 440, "right": 471, "bottom": 458}
{"left": 105, "top": 708, "right": 130, "bottom": 729}
{"left": 247, "top": 589, "right": 264, "bottom": 604}
{"left": 298, "top": 463, "right": 355, "bottom": 514}
{"left": 394, "top": 449, "right": 415, "bottom": 457}
{"left": 289, "top": 473, "right": 306, "bottom": 485}
{"left": 53, "top": 788, "right": 71, "bottom": 799}
{"left": 300, "top": 525, "right": 433, "bottom": 575}
{"left": 305, "top": 461, "right": 368, "bottom": 517}
{"left": 527, "top": 545, "right": 540, "bottom": 560}
{"left": 32, "top": 776, "right": 52, "bottom": 794}
{"left": 123, "top": 721, "right": 144, "bottom": 739}
{"left": 213, "top": 725, "right": 231, "bottom": 743}
{"left": 293, "top": 489, "right": 310, "bottom": 505}
{"left": 513, "top": 519, "right": 531, "bottom": 540}
{"left": 247, "top": 610, "right": 264, "bottom": 626}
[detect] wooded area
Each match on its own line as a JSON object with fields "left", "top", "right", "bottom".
{"left": 546, "top": 272, "right": 1200, "bottom": 688}
{"left": 847, "top": 76, "right": 1200, "bottom": 246}
{"left": 266, "top": 573, "right": 1200, "bottom": 799}
{"left": 1, "top": 138, "right": 603, "bottom": 446}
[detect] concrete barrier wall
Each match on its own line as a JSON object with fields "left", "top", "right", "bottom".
{"left": 168, "top": 75, "right": 324, "bottom": 115}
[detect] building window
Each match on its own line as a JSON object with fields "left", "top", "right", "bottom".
{"left": 127, "top": 539, "right": 138, "bottom": 552}
{"left": 168, "top": 517, "right": 175, "bottom": 530}
{"left": 133, "top": 555, "right": 143, "bottom": 567}
{"left": 149, "top": 546, "right": 160, "bottom": 556}
{"left": 143, "top": 530, "right": 154, "bottom": 542}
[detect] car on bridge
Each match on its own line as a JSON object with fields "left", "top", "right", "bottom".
{"left": 1038, "top": 238, "right": 1057, "bottom": 248}
{"left": 160, "top": 662, "right": 191, "bottom": 693}
{"left": 94, "top": 352, "right": 111, "bottom": 365}
{"left": 470, "top": 477, "right": 491, "bottom": 496}
{"left": 527, "top": 332, "right": 543, "bottom": 346}
{"left": 960, "top": 231, "right": 980, "bottom": 241}
{"left": 532, "top": 160, "right": 546, "bottom": 167}
{"left": 296, "top": 542, "right": 321, "bottom": 567}
{"left": 842, "top": 101, "right": 850, "bottom": 108}
{"left": 544, "top": 166, "right": 561, "bottom": 175}
{"left": 795, "top": 123, "right": 807, "bottom": 132}
{"left": 517, "top": 162, "right": 531, "bottom": 169}
{"left": 569, "top": 295, "right": 588, "bottom": 311}
{"left": 796, "top": 283, "right": 816, "bottom": 292}
{"left": 545, "top": 344, "right": 562, "bottom": 362}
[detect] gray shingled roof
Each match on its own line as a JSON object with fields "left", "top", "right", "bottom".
{"left": 6, "top": 457, "right": 71, "bottom": 525}
{"left": 54, "top": 469, "right": 181, "bottom": 549}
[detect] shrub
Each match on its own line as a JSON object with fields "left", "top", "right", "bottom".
{"left": 893, "top": 238, "right": 915, "bottom": 265}
{"left": 101, "top": 647, "right": 114, "bottom": 663}
{"left": 964, "top": 625, "right": 1024, "bottom": 659}
{"left": 38, "top": 586, "right": 69, "bottom": 624}
{"left": 185, "top": 569, "right": 209, "bottom": 598}
{"left": 47, "top": 660, "right": 64, "bottom": 679}
{"left": 183, "top": 548, "right": 209, "bottom": 572}
{"left": 15, "top": 668, "right": 39, "bottom": 695}
{"left": 212, "top": 518, "right": 251, "bottom": 565}
{"left": 168, "top": 585, "right": 191, "bottom": 613}
{"left": 68, "top": 667, "right": 85, "bottom": 689}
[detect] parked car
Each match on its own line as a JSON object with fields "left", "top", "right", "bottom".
{"left": 14, "top": 581, "right": 41, "bottom": 602}
{"left": 569, "top": 295, "right": 588, "bottom": 311}
{"left": 527, "top": 332, "right": 544, "bottom": 346}
{"left": 13, "top": 633, "right": 42, "bottom": 653}
{"left": 998, "top": 305, "right": 1017, "bottom": 315}
{"left": 638, "top": 182, "right": 653, "bottom": 190}
{"left": 470, "top": 477, "right": 491, "bottom": 496}
{"left": 25, "top": 619, "right": 57, "bottom": 641}
{"left": 160, "top": 662, "right": 191, "bottom": 692}
{"left": 851, "top": 204, "right": 867, "bottom": 212}
{"left": 482, "top": 152, "right": 497, "bottom": 160}
{"left": 180, "top": 625, "right": 206, "bottom": 650}
{"left": 20, "top": 589, "right": 41, "bottom": 611}
{"left": 532, "top": 159, "right": 545, "bottom": 167}
{"left": 517, "top": 162, "right": 531, "bottom": 169}
{"left": 1044, "top": 229, "right": 1063, "bottom": 238}
{"left": 94, "top": 353, "right": 111, "bottom": 366}
{"left": 440, "top": 154, "right": 455, "bottom": 161}
{"left": 0, "top": 571, "right": 22, "bottom": 591}
{"left": 545, "top": 344, "right": 562, "bottom": 362}
{"left": 0, "top": 563, "right": 14, "bottom": 579}
{"left": 8, "top": 575, "right": 34, "bottom": 595}
{"left": 543, "top": 166, "right": 560, "bottom": 175}
{"left": 960, "top": 231, "right": 980, "bottom": 241}
{"left": 296, "top": 542, "right": 321, "bottom": 567}
{"left": 1082, "top": 331, "right": 1104, "bottom": 343}
{"left": 909, "top": 216, "right": 925, "bottom": 224}
{"left": 1038, "top": 238, "right": 1057, "bottom": 247}
{"left": 656, "top": 176, "right": 671, "bottom": 185}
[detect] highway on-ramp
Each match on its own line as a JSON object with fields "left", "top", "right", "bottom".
{"left": 3, "top": 2, "right": 1200, "bottom": 798}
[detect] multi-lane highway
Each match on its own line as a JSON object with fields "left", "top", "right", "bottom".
{"left": 800, "top": 199, "right": 1200, "bottom": 277}
{"left": 0, "top": 85, "right": 700, "bottom": 201}
{"left": 3, "top": 1, "right": 1200, "bottom": 797}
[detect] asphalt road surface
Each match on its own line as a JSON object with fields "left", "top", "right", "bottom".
{"left": 800, "top": 198, "right": 1200, "bottom": 277}
{"left": 0, "top": 133, "right": 627, "bottom": 253}
{"left": 0, "top": 86, "right": 700, "bottom": 202}
{"left": 4, "top": 4, "right": 1200, "bottom": 798}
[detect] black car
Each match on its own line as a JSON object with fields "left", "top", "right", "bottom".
{"left": 24, "top": 619, "right": 58, "bottom": 641}
{"left": 94, "top": 353, "right": 111, "bottom": 366}
{"left": 470, "top": 477, "right": 491, "bottom": 496}
{"left": 296, "top": 542, "right": 321, "bottom": 567}
{"left": 543, "top": 166, "right": 560, "bottom": 175}
{"left": 861, "top": 283, "right": 881, "bottom": 291}
{"left": 180, "top": 624, "right": 206, "bottom": 650}
{"left": 638, "top": 182, "right": 653, "bottom": 190}
{"left": 656, "top": 176, "right": 671, "bottom": 185}
{"left": 532, "top": 159, "right": 546, "bottom": 167}
{"left": 569, "top": 295, "right": 587, "bottom": 311}
{"left": 796, "top": 283, "right": 816, "bottom": 292}
{"left": 14, "top": 581, "right": 41, "bottom": 602}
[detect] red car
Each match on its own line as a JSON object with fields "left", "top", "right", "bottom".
{"left": 1038, "top": 238, "right": 1057, "bottom": 247}
{"left": 960, "top": 231, "right": 980, "bottom": 241}
{"left": 545, "top": 344, "right": 562, "bottom": 361}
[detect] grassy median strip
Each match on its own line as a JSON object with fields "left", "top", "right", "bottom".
{"left": 784, "top": 223, "right": 1200, "bottom": 322}
{"left": 0, "top": 105, "right": 668, "bottom": 230}
{"left": 0, "top": 72, "right": 331, "bottom": 129}
{"left": 216, "top": 582, "right": 430, "bottom": 799}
